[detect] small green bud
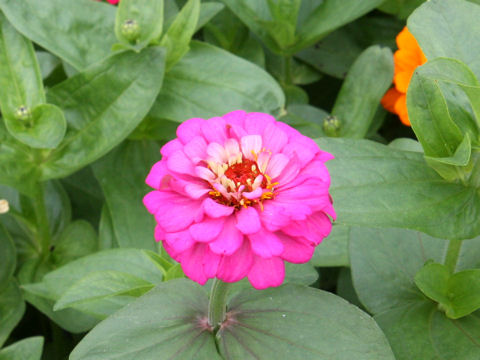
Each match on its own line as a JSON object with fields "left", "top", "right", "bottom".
{"left": 14, "top": 105, "right": 32, "bottom": 121}
{"left": 323, "top": 115, "right": 341, "bottom": 137}
{"left": 121, "top": 19, "right": 140, "bottom": 43}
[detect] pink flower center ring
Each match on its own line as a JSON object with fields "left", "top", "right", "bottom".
{"left": 143, "top": 111, "right": 336, "bottom": 289}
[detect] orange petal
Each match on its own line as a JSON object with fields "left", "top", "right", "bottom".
{"left": 394, "top": 71, "right": 413, "bottom": 93}
{"left": 397, "top": 27, "right": 419, "bottom": 52}
{"left": 393, "top": 94, "right": 410, "bottom": 126}
{"left": 381, "top": 88, "right": 402, "bottom": 113}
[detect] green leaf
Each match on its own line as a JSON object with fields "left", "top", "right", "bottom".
{"left": 98, "top": 205, "right": 118, "bottom": 250}
{"left": 349, "top": 226, "right": 480, "bottom": 359}
{"left": 0, "top": 225, "right": 15, "bottom": 292}
{"left": 0, "top": 337, "right": 43, "bottom": 360}
{"left": 160, "top": 0, "right": 200, "bottom": 70}
{"left": 23, "top": 249, "right": 164, "bottom": 327}
{"left": 70, "top": 280, "right": 221, "bottom": 360}
{"left": 378, "top": 0, "right": 425, "bottom": 19}
{"left": 310, "top": 224, "right": 349, "bottom": 267}
{"left": 332, "top": 45, "right": 393, "bottom": 138}
{"left": 41, "top": 47, "right": 166, "bottom": 180}
{"left": 0, "top": 13, "right": 65, "bottom": 149}
{"left": 0, "top": 123, "right": 37, "bottom": 195}
{"left": 151, "top": 41, "right": 284, "bottom": 122}
{"left": 317, "top": 137, "right": 480, "bottom": 240}
{"left": 50, "top": 220, "right": 98, "bottom": 267}
{"left": 415, "top": 264, "right": 480, "bottom": 319}
{"left": 408, "top": 0, "right": 480, "bottom": 79}
{"left": 0, "top": 0, "right": 116, "bottom": 70}
{"left": 54, "top": 271, "right": 154, "bottom": 315}
{"left": 115, "top": 0, "right": 164, "bottom": 49}
{"left": 70, "top": 280, "right": 394, "bottom": 360}
{"left": 218, "top": 284, "right": 394, "bottom": 359}
{"left": 0, "top": 281, "right": 25, "bottom": 347}
{"left": 92, "top": 140, "right": 158, "bottom": 250}
{"left": 36, "top": 51, "right": 60, "bottom": 80}
{"left": 293, "top": 0, "right": 385, "bottom": 53}
{"left": 280, "top": 103, "right": 327, "bottom": 138}
{"left": 163, "top": 263, "right": 185, "bottom": 281}
{"left": 196, "top": 2, "right": 225, "bottom": 32}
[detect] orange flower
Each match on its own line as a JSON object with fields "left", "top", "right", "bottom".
{"left": 381, "top": 27, "right": 427, "bottom": 126}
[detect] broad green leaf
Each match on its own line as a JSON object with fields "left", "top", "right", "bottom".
{"left": 160, "top": 0, "right": 200, "bottom": 70}
{"left": 151, "top": 41, "right": 284, "bottom": 122}
{"left": 70, "top": 280, "right": 221, "bottom": 360}
{"left": 0, "top": 281, "right": 25, "bottom": 347}
{"left": 163, "top": 263, "right": 185, "bottom": 281}
{"left": 196, "top": 2, "right": 225, "bottom": 32}
{"left": 0, "top": 225, "right": 15, "bottom": 292}
{"left": 41, "top": 47, "right": 166, "bottom": 180}
{"left": 54, "top": 271, "right": 155, "bottom": 316}
{"left": 408, "top": 0, "right": 480, "bottom": 79}
{"left": 98, "top": 205, "right": 118, "bottom": 250}
{"left": 0, "top": 13, "right": 66, "bottom": 149}
{"left": 310, "top": 224, "right": 349, "bottom": 267}
{"left": 415, "top": 264, "right": 480, "bottom": 319}
{"left": 70, "top": 280, "right": 394, "bottom": 360}
{"left": 115, "top": 0, "right": 164, "bottom": 49}
{"left": 293, "top": 0, "right": 385, "bottom": 53}
{"left": 50, "top": 220, "right": 98, "bottom": 267}
{"left": 388, "top": 138, "right": 423, "bottom": 152}
{"left": 378, "top": 0, "right": 425, "bottom": 19}
{"left": 0, "top": 123, "right": 37, "bottom": 195}
{"left": 350, "top": 226, "right": 480, "bottom": 359}
{"left": 317, "top": 138, "right": 480, "bottom": 240}
{"left": 218, "top": 284, "right": 394, "bottom": 359}
{"left": 0, "top": 0, "right": 116, "bottom": 70}
{"left": 23, "top": 249, "right": 164, "bottom": 331}
{"left": 297, "top": 16, "right": 402, "bottom": 79}
{"left": 92, "top": 140, "right": 158, "bottom": 250}
{"left": 0, "top": 337, "right": 43, "bottom": 360}
{"left": 280, "top": 103, "right": 327, "bottom": 138}
{"left": 332, "top": 46, "right": 393, "bottom": 138}
{"left": 36, "top": 51, "right": 60, "bottom": 80}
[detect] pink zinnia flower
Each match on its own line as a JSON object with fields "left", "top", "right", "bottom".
{"left": 106, "top": 0, "right": 119, "bottom": 4}
{"left": 143, "top": 111, "right": 335, "bottom": 289}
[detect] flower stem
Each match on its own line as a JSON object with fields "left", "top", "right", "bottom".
{"left": 444, "top": 239, "right": 462, "bottom": 274}
{"left": 208, "top": 279, "right": 230, "bottom": 331}
{"left": 33, "top": 182, "right": 51, "bottom": 258}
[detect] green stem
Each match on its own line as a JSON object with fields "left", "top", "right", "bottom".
{"left": 208, "top": 279, "right": 230, "bottom": 331}
{"left": 444, "top": 239, "right": 462, "bottom": 274}
{"left": 33, "top": 182, "right": 51, "bottom": 257}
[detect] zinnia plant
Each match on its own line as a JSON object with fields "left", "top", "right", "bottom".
{"left": 143, "top": 110, "right": 335, "bottom": 290}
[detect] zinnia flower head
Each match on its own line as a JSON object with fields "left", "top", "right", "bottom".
{"left": 381, "top": 26, "right": 427, "bottom": 126}
{"left": 143, "top": 111, "right": 335, "bottom": 289}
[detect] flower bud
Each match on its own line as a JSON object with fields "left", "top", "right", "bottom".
{"left": 323, "top": 115, "right": 341, "bottom": 137}
{"left": 0, "top": 199, "right": 9, "bottom": 214}
{"left": 14, "top": 105, "right": 32, "bottom": 122}
{"left": 121, "top": 19, "right": 140, "bottom": 43}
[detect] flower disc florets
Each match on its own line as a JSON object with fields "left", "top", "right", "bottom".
{"left": 144, "top": 111, "right": 335, "bottom": 289}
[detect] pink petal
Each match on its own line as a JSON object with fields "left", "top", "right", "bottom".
{"left": 167, "top": 150, "right": 195, "bottom": 175}
{"left": 195, "top": 166, "right": 215, "bottom": 181}
{"left": 189, "top": 217, "right": 225, "bottom": 242}
{"left": 153, "top": 194, "right": 202, "bottom": 232}
{"left": 242, "top": 187, "right": 263, "bottom": 200}
{"left": 240, "top": 135, "right": 262, "bottom": 160}
{"left": 236, "top": 207, "right": 261, "bottom": 234}
{"left": 259, "top": 201, "right": 291, "bottom": 231}
{"left": 282, "top": 137, "right": 319, "bottom": 167}
{"left": 207, "top": 142, "right": 227, "bottom": 163}
{"left": 177, "top": 118, "right": 204, "bottom": 144}
{"left": 184, "top": 182, "right": 210, "bottom": 199}
{"left": 248, "top": 228, "right": 284, "bottom": 258}
{"left": 154, "top": 224, "right": 165, "bottom": 242}
{"left": 281, "top": 212, "right": 332, "bottom": 245}
{"left": 262, "top": 123, "right": 288, "bottom": 153}
{"left": 209, "top": 217, "right": 244, "bottom": 255}
{"left": 143, "top": 191, "right": 164, "bottom": 214}
{"left": 247, "top": 256, "right": 285, "bottom": 289}
{"left": 216, "top": 240, "right": 253, "bottom": 282}
{"left": 224, "top": 138, "right": 240, "bottom": 158}
{"left": 203, "top": 247, "right": 221, "bottom": 278}
{"left": 202, "top": 198, "right": 235, "bottom": 218}
{"left": 266, "top": 153, "right": 289, "bottom": 179}
{"left": 183, "top": 136, "right": 207, "bottom": 164}
{"left": 179, "top": 243, "right": 208, "bottom": 285}
{"left": 222, "top": 110, "right": 247, "bottom": 127}
{"left": 164, "top": 229, "right": 195, "bottom": 252}
{"left": 145, "top": 161, "right": 169, "bottom": 189}
{"left": 202, "top": 117, "right": 227, "bottom": 144}
{"left": 244, "top": 112, "right": 275, "bottom": 135}
{"left": 276, "top": 232, "right": 314, "bottom": 263}
{"left": 275, "top": 154, "right": 301, "bottom": 185}
{"left": 160, "top": 139, "right": 183, "bottom": 157}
